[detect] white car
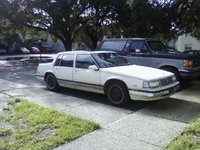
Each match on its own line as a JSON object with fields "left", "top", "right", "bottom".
{"left": 20, "top": 47, "right": 30, "bottom": 54}
{"left": 36, "top": 51, "right": 180, "bottom": 105}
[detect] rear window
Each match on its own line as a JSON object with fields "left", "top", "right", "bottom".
{"left": 60, "top": 54, "right": 74, "bottom": 67}
{"left": 99, "top": 41, "right": 127, "bottom": 51}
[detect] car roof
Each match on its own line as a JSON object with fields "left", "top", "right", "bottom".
{"left": 101, "top": 38, "right": 158, "bottom": 41}
{"left": 57, "top": 50, "right": 116, "bottom": 55}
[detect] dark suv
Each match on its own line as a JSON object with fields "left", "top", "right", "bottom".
{"left": 96, "top": 38, "right": 200, "bottom": 81}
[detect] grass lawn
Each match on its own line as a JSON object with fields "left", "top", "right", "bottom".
{"left": 0, "top": 98, "right": 100, "bottom": 150}
{"left": 165, "top": 117, "right": 200, "bottom": 150}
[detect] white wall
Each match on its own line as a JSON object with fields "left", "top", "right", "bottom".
{"left": 46, "top": 33, "right": 66, "bottom": 52}
{"left": 176, "top": 34, "right": 200, "bottom": 52}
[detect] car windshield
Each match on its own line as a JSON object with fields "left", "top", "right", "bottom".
{"left": 147, "top": 41, "right": 169, "bottom": 52}
{"left": 92, "top": 53, "right": 129, "bottom": 68}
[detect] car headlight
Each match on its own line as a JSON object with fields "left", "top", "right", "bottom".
{"left": 172, "top": 76, "right": 176, "bottom": 82}
{"left": 143, "top": 81, "right": 160, "bottom": 88}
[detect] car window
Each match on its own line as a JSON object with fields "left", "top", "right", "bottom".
{"left": 99, "top": 41, "right": 127, "bottom": 51}
{"left": 130, "top": 40, "right": 148, "bottom": 53}
{"left": 92, "top": 53, "right": 129, "bottom": 68}
{"left": 54, "top": 54, "right": 63, "bottom": 66}
{"left": 60, "top": 54, "right": 74, "bottom": 67}
{"left": 124, "top": 41, "right": 131, "bottom": 52}
{"left": 76, "top": 54, "right": 95, "bottom": 69}
{"left": 147, "top": 41, "right": 168, "bottom": 52}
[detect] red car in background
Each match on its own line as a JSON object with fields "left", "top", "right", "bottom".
{"left": 30, "top": 47, "right": 40, "bottom": 53}
{"left": 39, "top": 46, "right": 52, "bottom": 53}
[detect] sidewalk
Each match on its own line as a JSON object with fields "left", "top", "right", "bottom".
{"left": 1, "top": 78, "right": 200, "bottom": 150}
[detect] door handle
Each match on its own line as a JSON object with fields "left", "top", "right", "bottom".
{"left": 74, "top": 70, "right": 78, "bottom": 74}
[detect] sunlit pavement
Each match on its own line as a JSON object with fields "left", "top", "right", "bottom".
{"left": 172, "top": 80, "right": 200, "bottom": 104}
{"left": 0, "top": 59, "right": 200, "bottom": 150}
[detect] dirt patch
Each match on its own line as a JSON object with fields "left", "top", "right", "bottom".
{"left": 0, "top": 101, "right": 13, "bottom": 145}
{"left": 0, "top": 135, "right": 12, "bottom": 143}
{"left": 40, "top": 128, "right": 55, "bottom": 137}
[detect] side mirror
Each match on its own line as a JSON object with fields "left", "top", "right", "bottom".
{"left": 88, "top": 65, "right": 99, "bottom": 71}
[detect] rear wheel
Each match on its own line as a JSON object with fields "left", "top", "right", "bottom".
{"left": 106, "top": 82, "right": 130, "bottom": 105}
{"left": 45, "top": 74, "right": 59, "bottom": 91}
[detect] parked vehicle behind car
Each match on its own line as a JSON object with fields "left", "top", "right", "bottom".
{"left": 30, "top": 47, "right": 40, "bottom": 53}
{"left": 25, "top": 40, "right": 52, "bottom": 54}
{"left": 96, "top": 38, "right": 200, "bottom": 81}
{"left": 0, "top": 44, "right": 8, "bottom": 54}
{"left": 0, "top": 49, "right": 7, "bottom": 54}
{"left": 19, "top": 47, "right": 30, "bottom": 54}
{"left": 36, "top": 51, "right": 179, "bottom": 105}
{"left": 40, "top": 46, "right": 52, "bottom": 53}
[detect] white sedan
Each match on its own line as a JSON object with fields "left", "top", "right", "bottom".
{"left": 36, "top": 51, "right": 180, "bottom": 105}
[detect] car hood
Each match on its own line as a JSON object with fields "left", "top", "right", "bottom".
{"left": 101, "top": 65, "right": 174, "bottom": 80}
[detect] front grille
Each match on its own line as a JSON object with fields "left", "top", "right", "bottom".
{"left": 160, "top": 77, "right": 174, "bottom": 86}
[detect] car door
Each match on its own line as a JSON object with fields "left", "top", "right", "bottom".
{"left": 73, "top": 54, "right": 101, "bottom": 91}
{"left": 53, "top": 54, "right": 74, "bottom": 86}
{"left": 126, "top": 40, "right": 152, "bottom": 67}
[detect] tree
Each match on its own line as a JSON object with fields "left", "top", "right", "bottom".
{"left": 118, "top": 0, "right": 176, "bottom": 40}
{"left": 7, "top": 0, "right": 91, "bottom": 50}
{"left": 0, "top": 0, "right": 11, "bottom": 36}
{"left": 171, "top": 0, "right": 200, "bottom": 38}
{"left": 82, "top": 0, "right": 127, "bottom": 50}
{"left": 3, "top": 0, "right": 200, "bottom": 50}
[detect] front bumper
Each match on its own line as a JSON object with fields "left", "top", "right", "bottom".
{"left": 36, "top": 75, "right": 44, "bottom": 81}
{"left": 129, "top": 82, "right": 180, "bottom": 101}
{"left": 179, "top": 68, "right": 200, "bottom": 80}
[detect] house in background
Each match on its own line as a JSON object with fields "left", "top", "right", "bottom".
{"left": 19, "top": 32, "right": 66, "bottom": 52}
{"left": 43, "top": 33, "right": 66, "bottom": 52}
{"left": 168, "top": 34, "right": 200, "bottom": 52}
{"left": 46, "top": 33, "right": 90, "bottom": 52}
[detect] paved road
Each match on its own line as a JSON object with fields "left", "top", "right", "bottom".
{"left": 0, "top": 60, "right": 200, "bottom": 150}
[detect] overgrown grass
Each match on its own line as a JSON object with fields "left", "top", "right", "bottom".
{"left": 166, "top": 117, "right": 200, "bottom": 150}
{"left": 0, "top": 128, "right": 13, "bottom": 136}
{"left": 0, "top": 98, "right": 100, "bottom": 150}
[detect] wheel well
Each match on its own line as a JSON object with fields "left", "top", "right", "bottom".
{"left": 159, "top": 66, "right": 181, "bottom": 80}
{"left": 159, "top": 66, "right": 179, "bottom": 73}
{"left": 44, "top": 72, "right": 54, "bottom": 81}
{"left": 104, "top": 79, "right": 128, "bottom": 93}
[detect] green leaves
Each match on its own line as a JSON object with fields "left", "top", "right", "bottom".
{"left": 1, "top": 0, "right": 200, "bottom": 50}
{"left": 171, "top": 0, "right": 200, "bottom": 38}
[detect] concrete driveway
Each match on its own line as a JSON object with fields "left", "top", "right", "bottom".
{"left": 0, "top": 60, "right": 200, "bottom": 150}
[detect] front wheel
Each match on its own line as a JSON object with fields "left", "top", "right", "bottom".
{"left": 45, "top": 74, "right": 59, "bottom": 91}
{"left": 106, "top": 82, "right": 130, "bottom": 105}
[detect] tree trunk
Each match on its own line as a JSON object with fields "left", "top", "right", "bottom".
{"left": 89, "top": 36, "right": 99, "bottom": 50}
{"left": 85, "top": 26, "right": 100, "bottom": 50}
{"left": 53, "top": 32, "right": 73, "bottom": 51}
{"left": 63, "top": 38, "right": 73, "bottom": 51}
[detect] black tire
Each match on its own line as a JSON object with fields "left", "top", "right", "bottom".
{"left": 45, "top": 74, "right": 59, "bottom": 91}
{"left": 106, "top": 82, "right": 130, "bottom": 105}
{"left": 162, "top": 67, "right": 181, "bottom": 81}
